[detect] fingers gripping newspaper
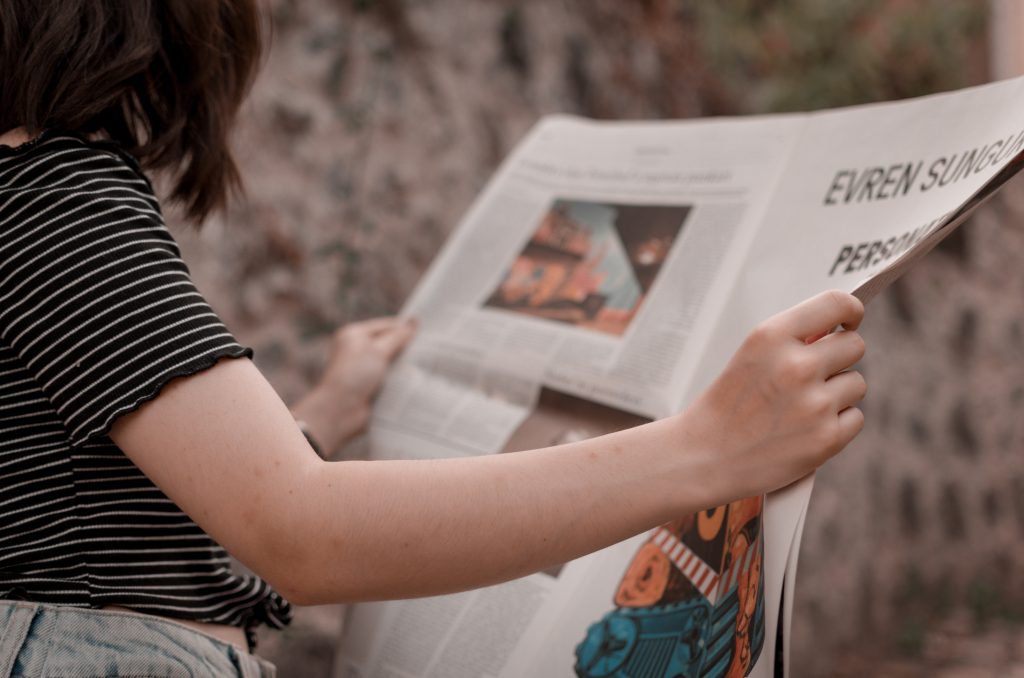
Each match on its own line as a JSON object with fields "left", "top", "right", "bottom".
{"left": 335, "top": 77, "right": 1024, "bottom": 678}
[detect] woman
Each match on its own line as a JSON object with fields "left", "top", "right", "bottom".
{"left": 0, "top": 1, "right": 867, "bottom": 675}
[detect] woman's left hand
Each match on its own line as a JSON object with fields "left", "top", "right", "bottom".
{"left": 291, "top": 317, "right": 417, "bottom": 458}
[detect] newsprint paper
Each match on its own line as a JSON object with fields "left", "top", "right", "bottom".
{"left": 334, "top": 76, "right": 1024, "bottom": 678}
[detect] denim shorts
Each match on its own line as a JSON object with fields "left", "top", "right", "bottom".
{"left": 0, "top": 601, "right": 276, "bottom": 677}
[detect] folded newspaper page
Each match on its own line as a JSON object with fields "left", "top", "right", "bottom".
{"left": 334, "top": 76, "right": 1024, "bottom": 678}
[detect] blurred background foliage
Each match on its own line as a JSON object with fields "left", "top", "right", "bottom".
{"left": 693, "top": 0, "right": 987, "bottom": 113}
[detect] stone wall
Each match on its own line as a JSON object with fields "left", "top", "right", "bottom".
{"left": 794, "top": 184, "right": 1024, "bottom": 673}
{"left": 165, "top": 0, "right": 1007, "bottom": 673}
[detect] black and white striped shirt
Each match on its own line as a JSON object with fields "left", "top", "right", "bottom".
{"left": 0, "top": 131, "right": 291, "bottom": 638}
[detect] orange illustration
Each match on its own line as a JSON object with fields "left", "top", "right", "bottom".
{"left": 615, "top": 543, "right": 671, "bottom": 607}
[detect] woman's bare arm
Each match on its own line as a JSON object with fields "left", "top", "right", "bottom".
{"left": 108, "top": 290, "right": 866, "bottom": 605}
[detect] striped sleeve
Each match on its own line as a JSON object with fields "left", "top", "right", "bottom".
{"left": 0, "top": 143, "right": 253, "bottom": 447}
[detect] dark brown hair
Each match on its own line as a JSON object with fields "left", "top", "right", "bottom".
{"left": 0, "top": 0, "right": 263, "bottom": 225}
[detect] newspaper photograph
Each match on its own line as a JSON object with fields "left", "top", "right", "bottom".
{"left": 335, "top": 75, "right": 1024, "bottom": 678}
{"left": 483, "top": 200, "right": 692, "bottom": 338}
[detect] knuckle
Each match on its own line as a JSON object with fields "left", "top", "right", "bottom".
{"left": 851, "top": 294, "right": 866, "bottom": 319}
{"left": 782, "top": 352, "right": 817, "bottom": 383}
{"left": 848, "top": 406, "right": 866, "bottom": 431}
{"left": 814, "top": 423, "right": 842, "bottom": 454}
{"left": 848, "top": 331, "right": 866, "bottom": 357}
{"left": 803, "top": 391, "right": 832, "bottom": 418}
{"left": 831, "top": 289, "right": 864, "bottom": 322}
{"left": 746, "top": 322, "right": 776, "bottom": 348}
{"left": 853, "top": 371, "right": 867, "bottom": 398}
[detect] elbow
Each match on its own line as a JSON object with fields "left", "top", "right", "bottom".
{"left": 269, "top": 570, "right": 323, "bottom": 607}
{"left": 244, "top": 507, "right": 333, "bottom": 606}
{"left": 255, "top": 522, "right": 340, "bottom": 606}
{"left": 264, "top": 544, "right": 368, "bottom": 606}
{"left": 256, "top": 538, "right": 331, "bottom": 607}
{"left": 237, "top": 465, "right": 370, "bottom": 606}
{"left": 257, "top": 533, "right": 379, "bottom": 606}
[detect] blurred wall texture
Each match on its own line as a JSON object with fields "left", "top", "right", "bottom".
{"left": 166, "top": 1, "right": 1018, "bottom": 674}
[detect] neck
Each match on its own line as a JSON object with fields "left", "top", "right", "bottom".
{"left": 0, "top": 127, "right": 32, "bottom": 148}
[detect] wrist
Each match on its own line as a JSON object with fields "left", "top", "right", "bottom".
{"left": 295, "top": 419, "right": 326, "bottom": 459}
{"left": 290, "top": 385, "right": 369, "bottom": 460}
{"left": 605, "top": 413, "right": 722, "bottom": 520}
{"left": 663, "top": 408, "right": 732, "bottom": 513}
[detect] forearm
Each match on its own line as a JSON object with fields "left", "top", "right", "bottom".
{"left": 282, "top": 414, "right": 719, "bottom": 604}
{"left": 112, "top": 292, "right": 866, "bottom": 608}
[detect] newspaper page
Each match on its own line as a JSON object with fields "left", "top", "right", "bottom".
{"left": 671, "top": 75, "right": 1024, "bottom": 678}
{"left": 338, "top": 114, "right": 804, "bottom": 678}
{"left": 335, "top": 75, "right": 1024, "bottom": 678}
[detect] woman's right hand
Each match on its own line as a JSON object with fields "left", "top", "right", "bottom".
{"left": 677, "top": 290, "right": 867, "bottom": 501}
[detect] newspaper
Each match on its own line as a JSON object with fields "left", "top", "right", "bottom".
{"left": 333, "top": 76, "right": 1024, "bottom": 678}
